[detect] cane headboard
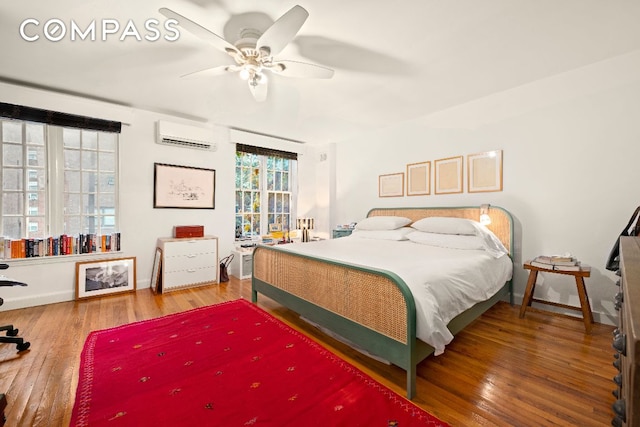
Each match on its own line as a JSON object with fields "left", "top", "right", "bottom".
{"left": 367, "top": 206, "right": 513, "bottom": 255}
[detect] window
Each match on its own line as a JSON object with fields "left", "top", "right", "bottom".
{"left": 235, "top": 145, "right": 297, "bottom": 238}
{"left": 1, "top": 118, "right": 119, "bottom": 242}
{"left": 1, "top": 120, "right": 47, "bottom": 239}
{"left": 62, "top": 128, "right": 118, "bottom": 236}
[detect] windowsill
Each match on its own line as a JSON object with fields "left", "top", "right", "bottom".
{"left": 2, "top": 251, "right": 124, "bottom": 266}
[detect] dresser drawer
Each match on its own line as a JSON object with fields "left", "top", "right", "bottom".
{"left": 163, "top": 266, "right": 217, "bottom": 289}
{"left": 162, "top": 239, "right": 216, "bottom": 257}
{"left": 163, "top": 252, "right": 217, "bottom": 273}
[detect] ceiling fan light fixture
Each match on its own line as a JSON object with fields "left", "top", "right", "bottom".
{"left": 239, "top": 68, "right": 251, "bottom": 80}
{"left": 248, "top": 72, "right": 267, "bottom": 87}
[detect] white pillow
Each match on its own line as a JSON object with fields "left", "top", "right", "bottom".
{"left": 471, "top": 222, "right": 510, "bottom": 258}
{"left": 407, "top": 231, "right": 485, "bottom": 250}
{"left": 411, "top": 217, "right": 477, "bottom": 235}
{"left": 355, "top": 216, "right": 412, "bottom": 231}
{"left": 350, "top": 227, "right": 413, "bottom": 241}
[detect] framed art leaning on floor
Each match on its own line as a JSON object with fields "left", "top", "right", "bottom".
{"left": 76, "top": 257, "right": 137, "bottom": 300}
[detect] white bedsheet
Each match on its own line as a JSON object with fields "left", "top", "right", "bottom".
{"left": 276, "top": 237, "right": 513, "bottom": 355}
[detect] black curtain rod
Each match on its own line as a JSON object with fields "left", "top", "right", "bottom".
{"left": 0, "top": 102, "right": 121, "bottom": 133}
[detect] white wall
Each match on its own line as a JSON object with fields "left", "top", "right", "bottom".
{"left": 3, "top": 49, "right": 639, "bottom": 327}
{"left": 322, "top": 51, "right": 640, "bottom": 326}
{"left": 0, "top": 82, "right": 312, "bottom": 310}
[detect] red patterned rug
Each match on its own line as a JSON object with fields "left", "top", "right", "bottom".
{"left": 71, "top": 299, "right": 447, "bottom": 426}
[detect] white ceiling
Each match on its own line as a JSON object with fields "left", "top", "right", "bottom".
{"left": 2, "top": 0, "right": 640, "bottom": 144}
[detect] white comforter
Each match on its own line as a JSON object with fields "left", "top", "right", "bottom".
{"left": 276, "top": 237, "right": 513, "bottom": 355}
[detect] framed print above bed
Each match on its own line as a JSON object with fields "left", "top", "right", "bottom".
{"left": 406, "top": 161, "right": 430, "bottom": 196}
{"left": 434, "top": 156, "right": 463, "bottom": 194}
{"left": 468, "top": 150, "right": 503, "bottom": 193}
{"left": 378, "top": 173, "right": 404, "bottom": 197}
{"left": 153, "top": 163, "right": 216, "bottom": 209}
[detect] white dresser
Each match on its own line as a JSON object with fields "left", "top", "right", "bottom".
{"left": 157, "top": 236, "right": 218, "bottom": 292}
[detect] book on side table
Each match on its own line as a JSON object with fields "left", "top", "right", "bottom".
{"left": 530, "top": 255, "right": 582, "bottom": 271}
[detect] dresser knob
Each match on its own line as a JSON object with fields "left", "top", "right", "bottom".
{"left": 612, "top": 389, "right": 620, "bottom": 399}
{"left": 612, "top": 415, "right": 623, "bottom": 427}
{"left": 613, "top": 328, "right": 620, "bottom": 337}
{"left": 613, "top": 359, "right": 621, "bottom": 371}
{"left": 613, "top": 374, "right": 623, "bottom": 387}
{"left": 615, "top": 279, "right": 621, "bottom": 287}
{"left": 612, "top": 399, "right": 626, "bottom": 422}
{"left": 613, "top": 334, "right": 627, "bottom": 356}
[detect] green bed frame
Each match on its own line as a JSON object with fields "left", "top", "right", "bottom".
{"left": 251, "top": 206, "right": 514, "bottom": 399}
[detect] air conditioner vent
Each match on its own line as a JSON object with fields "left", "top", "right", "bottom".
{"left": 159, "top": 137, "right": 213, "bottom": 151}
{"left": 156, "top": 120, "right": 217, "bottom": 151}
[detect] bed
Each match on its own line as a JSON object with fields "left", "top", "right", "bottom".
{"left": 251, "top": 206, "right": 514, "bottom": 399}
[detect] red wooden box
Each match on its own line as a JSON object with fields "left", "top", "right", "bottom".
{"left": 173, "top": 225, "right": 204, "bottom": 238}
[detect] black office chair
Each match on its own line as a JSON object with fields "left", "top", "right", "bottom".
{"left": 0, "top": 264, "right": 30, "bottom": 352}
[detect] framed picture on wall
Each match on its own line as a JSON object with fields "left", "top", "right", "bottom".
{"left": 468, "top": 150, "right": 503, "bottom": 193}
{"left": 379, "top": 173, "right": 404, "bottom": 197}
{"left": 434, "top": 156, "right": 463, "bottom": 194}
{"left": 406, "top": 161, "right": 431, "bottom": 196}
{"left": 153, "top": 163, "right": 216, "bottom": 209}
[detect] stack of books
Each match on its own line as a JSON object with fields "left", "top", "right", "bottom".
{"left": 530, "top": 255, "right": 582, "bottom": 271}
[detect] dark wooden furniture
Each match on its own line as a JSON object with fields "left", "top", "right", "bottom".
{"left": 612, "top": 237, "right": 640, "bottom": 426}
{"left": 0, "top": 393, "right": 7, "bottom": 426}
{"left": 520, "top": 262, "right": 594, "bottom": 333}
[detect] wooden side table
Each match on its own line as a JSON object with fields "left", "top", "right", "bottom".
{"left": 519, "top": 262, "right": 594, "bottom": 333}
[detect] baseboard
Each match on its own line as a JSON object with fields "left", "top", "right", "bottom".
{"left": 0, "top": 290, "right": 74, "bottom": 311}
{"left": 508, "top": 291, "right": 616, "bottom": 326}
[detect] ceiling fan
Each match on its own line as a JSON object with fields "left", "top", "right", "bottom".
{"left": 159, "top": 5, "right": 335, "bottom": 102}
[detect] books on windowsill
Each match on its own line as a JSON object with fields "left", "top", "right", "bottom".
{"left": 530, "top": 255, "right": 582, "bottom": 271}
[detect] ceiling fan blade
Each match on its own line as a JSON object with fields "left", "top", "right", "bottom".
{"left": 248, "top": 80, "right": 268, "bottom": 102}
{"left": 256, "top": 5, "right": 308, "bottom": 57}
{"left": 159, "top": 7, "right": 239, "bottom": 55}
{"left": 272, "top": 60, "right": 334, "bottom": 79}
{"left": 294, "top": 35, "right": 415, "bottom": 75}
{"left": 180, "top": 65, "right": 234, "bottom": 78}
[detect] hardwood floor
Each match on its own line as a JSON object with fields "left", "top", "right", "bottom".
{"left": 0, "top": 277, "right": 616, "bottom": 426}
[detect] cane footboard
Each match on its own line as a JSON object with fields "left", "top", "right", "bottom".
{"left": 253, "top": 247, "right": 413, "bottom": 343}
{"left": 252, "top": 245, "right": 427, "bottom": 398}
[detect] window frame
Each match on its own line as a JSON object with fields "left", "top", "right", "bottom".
{"left": 1, "top": 117, "right": 120, "bottom": 253}
{"left": 58, "top": 127, "right": 119, "bottom": 237}
{"left": 1, "top": 119, "right": 48, "bottom": 239}
{"left": 235, "top": 150, "right": 297, "bottom": 239}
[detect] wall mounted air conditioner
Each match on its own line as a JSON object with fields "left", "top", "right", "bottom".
{"left": 156, "top": 120, "right": 217, "bottom": 151}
